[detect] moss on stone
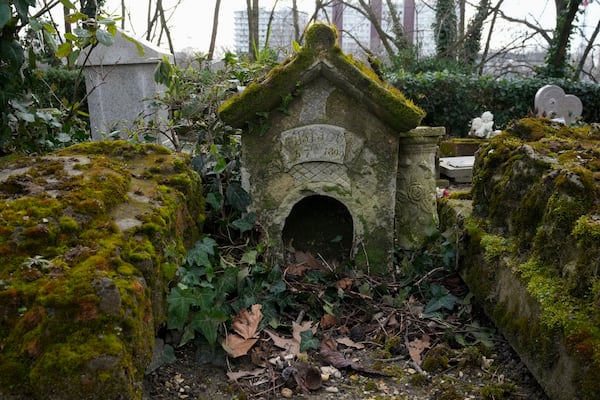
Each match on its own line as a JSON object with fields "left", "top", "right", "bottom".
{"left": 218, "top": 23, "right": 424, "bottom": 133}
{"left": 0, "top": 140, "right": 204, "bottom": 399}
{"left": 447, "top": 119, "right": 600, "bottom": 399}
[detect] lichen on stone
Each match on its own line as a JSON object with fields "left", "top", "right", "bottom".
{"left": 447, "top": 118, "right": 600, "bottom": 399}
{"left": 0, "top": 140, "right": 204, "bottom": 400}
{"left": 218, "top": 22, "right": 425, "bottom": 133}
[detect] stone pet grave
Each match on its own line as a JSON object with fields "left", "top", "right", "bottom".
{"left": 440, "top": 86, "right": 584, "bottom": 183}
{"left": 0, "top": 141, "right": 203, "bottom": 399}
{"left": 535, "top": 84, "right": 583, "bottom": 124}
{"left": 219, "top": 23, "right": 443, "bottom": 273}
{"left": 79, "top": 29, "right": 173, "bottom": 140}
{"left": 442, "top": 118, "right": 600, "bottom": 400}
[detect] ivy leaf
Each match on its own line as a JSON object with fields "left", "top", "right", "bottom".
{"left": 189, "top": 308, "right": 228, "bottom": 346}
{"left": 166, "top": 286, "right": 197, "bottom": 329}
{"left": 226, "top": 182, "right": 251, "bottom": 212}
{"left": 1, "top": 39, "right": 24, "bottom": 69}
{"left": 13, "top": 0, "right": 35, "bottom": 24}
{"left": 66, "top": 12, "right": 87, "bottom": 24}
{"left": 187, "top": 237, "right": 217, "bottom": 267}
{"left": 187, "top": 248, "right": 210, "bottom": 268}
{"left": 0, "top": 0, "right": 10, "bottom": 31}
{"left": 154, "top": 57, "right": 173, "bottom": 85}
{"left": 229, "top": 212, "right": 256, "bottom": 234}
{"left": 213, "top": 265, "right": 239, "bottom": 296}
{"left": 268, "top": 279, "right": 287, "bottom": 295}
{"left": 196, "top": 287, "right": 216, "bottom": 310}
{"left": 424, "top": 284, "right": 457, "bottom": 313}
{"left": 95, "top": 29, "right": 114, "bottom": 46}
{"left": 196, "top": 237, "right": 217, "bottom": 256}
{"left": 299, "top": 329, "right": 319, "bottom": 352}
{"left": 241, "top": 250, "right": 257, "bottom": 265}
{"left": 205, "top": 192, "right": 221, "bottom": 210}
{"left": 15, "top": 110, "right": 35, "bottom": 123}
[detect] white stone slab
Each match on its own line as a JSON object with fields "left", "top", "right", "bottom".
{"left": 439, "top": 156, "right": 474, "bottom": 183}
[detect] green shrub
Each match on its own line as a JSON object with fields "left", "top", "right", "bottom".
{"left": 392, "top": 72, "right": 600, "bottom": 136}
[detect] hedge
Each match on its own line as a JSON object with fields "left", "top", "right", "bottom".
{"left": 392, "top": 71, "right": 600, "bottom": 137}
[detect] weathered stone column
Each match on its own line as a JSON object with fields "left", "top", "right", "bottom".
{"left": 396, "top": 126, "right": 445, "bottom": 249}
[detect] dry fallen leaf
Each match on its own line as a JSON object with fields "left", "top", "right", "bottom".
{"left": 222, "top": 304, "right": 263, "bottom": 358}
{"left": 226, "top": 368, "right": 266, "bottom": 382}
{"left": 265, "top": 329, "right": 300, "bottom": 356}
{"left": 335, "top": 277, "right": 354, "bottom": 291}
{"left": 320, "top": 313, "right": 337, "bottom": 329}
{"left": 294, "top": 250, "right": 322, "bottom": 269}
{"left": 265, "top": 320, "right": 318, "bottom": 357}
{"left": 319, "top": 336, "right": 388, "bottom": 376}
{"left": 232, "top": 304, "right": 262, "bottom": 340}
{"left": 223, "top": 334, "right": 258, "bottom": 359}
{"left": 292, "top": 320, "right": 318, "bottom": 344}
{"left": 336, "top": 336, "right": 365, "bottom": 350}
{"left": 406, "top": 334, "right": 431, "bottom": 365}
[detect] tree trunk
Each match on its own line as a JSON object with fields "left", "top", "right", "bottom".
{"left": 292, "top": 0, "right": 300, "bottom": 42}
{"left": 207, "top": 0, "right": 221, "bottom": 61}
{"left": 385, "top": 0, "right": 408, "bottom": 51}
{"left": 574, "top": 18, "right": 600, "bottom": 80}
{"left": 121, "top": 0, "right": 125, "bottom": 29}
{"left": 157, "top": 0, "right": 175, "bottom": 57}
{"left": 352, "top": 0, "right": 396, "bottom": 58}
{"left": 541, "top": 0, "right": 583, "bottom": 77}
{"left": 433, "top": 0, "right": 458, "bottom": 60}
{"left": 460, "top": 0, "right": 491, "bottom": 66}
{"left": 478, "top": 0, "right": 504, "bottom": 75}
{"left": 246, "top": 0, "right": 260, "bottom": 61}
{"left": 64, "top": 6, "right": 72, "bottom": 35}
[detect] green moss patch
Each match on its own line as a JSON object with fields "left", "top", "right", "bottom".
{"left": 218, "top": 23, "right": 424, "bottom": 133}
{"left": 445, "top": 119, "right": 600, "bottom": 399}
{"left": 0, "top": 141, "right": 203, "bottom": 399}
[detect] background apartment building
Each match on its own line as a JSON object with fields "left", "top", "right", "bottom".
{"left": 233, "top": 0, "right": 436, "bottom": 59}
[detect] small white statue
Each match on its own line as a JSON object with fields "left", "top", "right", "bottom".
{"left": 469, "top": 111, "right": 499, "bottom": 138}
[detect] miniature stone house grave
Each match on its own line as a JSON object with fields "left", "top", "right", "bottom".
{"left": 219, "top": 23, "right": 443, "bottom": 273}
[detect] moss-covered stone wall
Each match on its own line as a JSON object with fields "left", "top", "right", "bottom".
{"left": 0, "top": 141, "right": 204, "bottom": 399}
{"left": 440, "top": 118, "right": 600, "bottom": 400}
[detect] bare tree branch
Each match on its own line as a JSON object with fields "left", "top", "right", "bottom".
{"left": 496, "top": 8, "right": 552, "bottom": 44}
{"left": 575, "top": 18, "right": 600, "bottom": 79}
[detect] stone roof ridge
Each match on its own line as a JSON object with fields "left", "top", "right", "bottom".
{"left": 218, "top": 22, "right": 425, "bottom": 132}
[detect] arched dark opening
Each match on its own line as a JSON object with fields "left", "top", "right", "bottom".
{"left": 282, "top": 195, "right": 353, "bottom": 262}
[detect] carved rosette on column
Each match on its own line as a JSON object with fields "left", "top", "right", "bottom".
{"left": 396, "top": 127, "right": 445, "bottom": 249}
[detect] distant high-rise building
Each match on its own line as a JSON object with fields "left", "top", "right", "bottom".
{"left": 233, "top": 7, "right": 308, "bottom": 55}
{"left": 232, "top": 1, "right": 436, "bottom": 59}
{"left": 325, "top": 0, "right": 403, "bottom": 58}
{"left": 323, "top": 0, "right": 439, "bottom": 58}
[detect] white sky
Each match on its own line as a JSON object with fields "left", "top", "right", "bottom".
{"left": 95, "top": 1, "right": 599, "bottom": 55}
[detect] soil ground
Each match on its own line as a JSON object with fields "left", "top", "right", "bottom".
{"left": 143, "top": 328, "right": 549, "bottom": 400}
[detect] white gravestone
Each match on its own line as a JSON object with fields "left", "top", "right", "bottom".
{"left": 535, "top": 85, "right": 583, "bottom": 125}
{"left": 78, "top": 30, "right": 173, "bottom": 140}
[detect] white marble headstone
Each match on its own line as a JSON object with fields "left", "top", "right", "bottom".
{"left": 534, "top": 85, "right": 583, "bottom": 125}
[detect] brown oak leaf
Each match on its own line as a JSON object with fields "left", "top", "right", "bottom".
{"left": 223, "top": 304, "right": 263, "bottom": 358}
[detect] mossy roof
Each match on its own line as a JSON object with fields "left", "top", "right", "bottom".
{"left": 218, "top": 23, "right": 425, "bottom": 133}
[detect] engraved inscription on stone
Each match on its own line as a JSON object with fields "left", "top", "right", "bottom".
{"left": 280, "top": 124, "right": 345, "bottom": 169}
